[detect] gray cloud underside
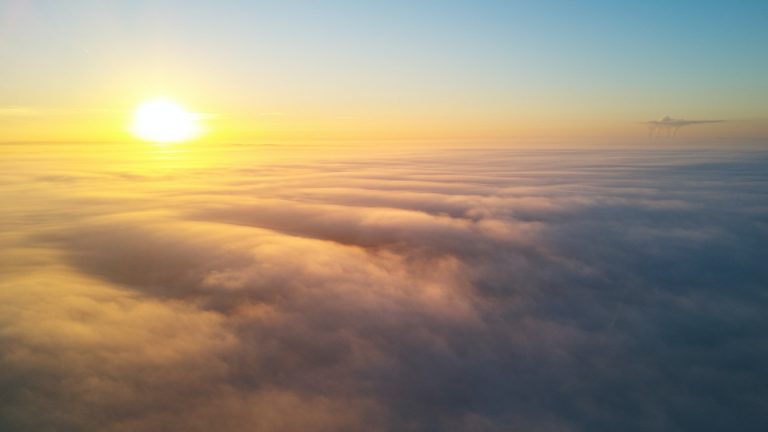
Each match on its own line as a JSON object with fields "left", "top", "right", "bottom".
{"left": 1, "top": 145, "right": 767, "bottom": 432}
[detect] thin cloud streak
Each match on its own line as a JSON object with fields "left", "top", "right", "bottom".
{"left": 646, "top": 116, "right": 724, "bottom": 137}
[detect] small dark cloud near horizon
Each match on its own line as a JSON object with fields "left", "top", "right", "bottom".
{"left": 646, "top": 116, "right": 725, "bottom": 137}
{"left": 1, "top": 144, "right": 767, "bottom": 432}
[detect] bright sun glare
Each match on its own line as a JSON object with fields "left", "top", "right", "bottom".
{"left": 131, "top": 98, "right": 203, "bottom": 143}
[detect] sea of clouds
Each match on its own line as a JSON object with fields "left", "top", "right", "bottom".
{"left": 1, "top": 143, "right": 766, "bottom": 431}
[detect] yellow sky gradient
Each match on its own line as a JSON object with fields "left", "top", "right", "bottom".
{"left": 1, "top": 99, "right": 762, "bottom": 144}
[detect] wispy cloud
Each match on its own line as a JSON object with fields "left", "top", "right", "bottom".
{"left": 0, "top": 106, "right": 38, "bottom": 117}
{"left": 645, "top": 115, "right": 724, "bottom": 137}
{"left": 0, "top": 106, "right": 123, "bottom": 118}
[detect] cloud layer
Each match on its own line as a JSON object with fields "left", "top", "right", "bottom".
{"left": 1, "top": 143, "right": 767, "bottom": 431}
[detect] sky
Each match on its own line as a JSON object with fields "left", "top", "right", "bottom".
{"left": 1, "top": 0, "right": 767, "bottom": 142}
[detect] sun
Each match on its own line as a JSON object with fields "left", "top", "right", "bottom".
{"left": 131, "top": 98, "right": 203, "bottom": 143}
